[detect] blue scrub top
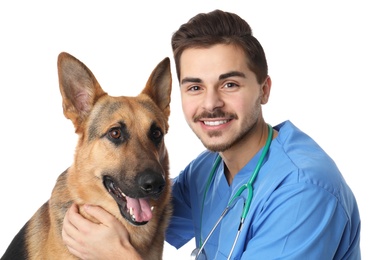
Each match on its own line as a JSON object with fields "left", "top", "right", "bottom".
{"left": 166, "top": 120, "right": 361, "bottom": 259}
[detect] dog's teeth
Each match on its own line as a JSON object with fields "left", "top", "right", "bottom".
{"left": 129, "top": 207, "right": 137, "bottom": 221}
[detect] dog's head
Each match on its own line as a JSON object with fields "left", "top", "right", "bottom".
{"left": 57, "top": 52, "right": 171, "bottom": 226}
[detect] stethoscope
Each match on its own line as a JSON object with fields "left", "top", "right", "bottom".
{"left": 191, "top": 124, "right": 273, "bottom": 260}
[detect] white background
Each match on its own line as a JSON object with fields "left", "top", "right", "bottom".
{"left": 0, "top": 1, "right": 388, "bottom": 259}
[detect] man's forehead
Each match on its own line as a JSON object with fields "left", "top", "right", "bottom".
{"left": 179, "top": 45, "right": 249, "bottom": 83}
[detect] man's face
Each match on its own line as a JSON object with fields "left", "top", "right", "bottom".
{"left": 179, "top": 44, "right": 270, "bottom": 152}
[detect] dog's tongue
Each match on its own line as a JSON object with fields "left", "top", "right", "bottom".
{"left": 126, "top": 197, "right": 153, "bottom": 222}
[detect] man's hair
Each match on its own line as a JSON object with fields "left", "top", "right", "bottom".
{"left": 171, "top": 9, "right": 268, "bottom": 84}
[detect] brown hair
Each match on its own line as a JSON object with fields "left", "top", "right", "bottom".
{"left": 171, "top": 9, "right": 268, "bottom": 84}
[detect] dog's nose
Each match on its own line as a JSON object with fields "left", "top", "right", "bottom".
{"left": 137, "top": 170, "right": 166, "bottom": 196}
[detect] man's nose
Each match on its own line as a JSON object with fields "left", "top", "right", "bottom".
{"left": 202, "top": 89, "right": 224, "bottom": 111}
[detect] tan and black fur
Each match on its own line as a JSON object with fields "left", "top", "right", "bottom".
{"left": 1, "top": 52, "right": 172, "bottom": 260}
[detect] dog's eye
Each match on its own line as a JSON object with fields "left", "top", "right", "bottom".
{"left": 106, "top": 123, "right": 129, "bottom": 146}
{"left": 109, "top": 128, "right": 121, "bottom": 139}
{"left": 149, "top": 123, "right": 163, "bottom": 147}
{"left": 151, "top": 129, "right": 162, "bottom": 140}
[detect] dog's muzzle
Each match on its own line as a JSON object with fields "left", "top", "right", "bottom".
{"left": 103, "top": 171, "right": 165, "bottom": 226}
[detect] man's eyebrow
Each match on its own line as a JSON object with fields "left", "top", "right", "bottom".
{"left": 180, "top": 71, "right": 246, "bottom": 85}
{"left": 181, "top": 77, "right": 202, "bottom": 85}
{"left": 219, "top": 71, "right": 246, "bottom": 80}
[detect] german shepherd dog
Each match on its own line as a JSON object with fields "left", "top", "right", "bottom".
{"left": 1, "top": 52, "right": 172, "bottom": 260}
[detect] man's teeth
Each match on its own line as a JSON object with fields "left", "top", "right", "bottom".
{"left": 204, "top": 120, "right": 228, "bottom": 126}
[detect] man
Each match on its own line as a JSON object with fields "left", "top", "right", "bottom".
{"left": 62, "top": 9, "right": 361, "bottom": 259}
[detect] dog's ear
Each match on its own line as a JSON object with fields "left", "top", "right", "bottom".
{"left": 141, "top": 57, "right": 172, "bottom": 118}
{"left": 57, "top": 52, "right": 107, "bottom": 131}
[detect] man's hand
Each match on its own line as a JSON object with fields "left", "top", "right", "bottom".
{"left": 62, "top": 203, "right": 142, "bottom": 260}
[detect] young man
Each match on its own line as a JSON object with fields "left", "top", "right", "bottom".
{"left": 62, "top": 9, "right": 361, "bottom": 259}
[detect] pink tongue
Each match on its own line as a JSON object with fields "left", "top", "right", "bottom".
{"left": 126, "top": 197, "right": 153, "bottom": 222}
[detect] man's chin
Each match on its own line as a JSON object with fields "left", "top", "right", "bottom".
{"left": 202, "top": 140, "right": 233, "bottom": 153}
{"left": 195, "top": 129, "right": 234, "bottom": 152}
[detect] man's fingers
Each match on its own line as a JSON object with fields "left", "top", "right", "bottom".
{"left": 66, "top": 246, "right": 83, "bottom": 259}
{"left": 61, "top": 203, "right": 134, "bottom": 259}
{"left": 62, "top": 204, "right": 83, "bottom": 245}
{"left": 62, "top": 204, "right": 90, "bottom": 259}
{"left": 83, "top": 204, "right": 117, "bottom": 227}
{"left": 66, "top": 204, "right": 100, "bottom": 233}
{"left": 62, "top": 228, "right": 81, "bottom": 257}
{"left": 62, "top": 207, "right": 80, "bottom": 242}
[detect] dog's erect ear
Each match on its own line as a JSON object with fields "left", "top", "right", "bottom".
{"left": 141, "top": 57, "right": 172, "bottom": 118}
{"left": 57, "top": 52, "right": 107, "bottom": 131}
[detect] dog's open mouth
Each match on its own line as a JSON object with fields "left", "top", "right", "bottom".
{"left": 103, "top": 177, "right": 154, "bottom": 226}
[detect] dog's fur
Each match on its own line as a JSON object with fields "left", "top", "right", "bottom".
{"left": 1, "top": 52, "right": 172, "bottom": 260}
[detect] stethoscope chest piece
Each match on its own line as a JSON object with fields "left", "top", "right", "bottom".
{"left": 191, "top": 248, "right": 207, "bottom": 260}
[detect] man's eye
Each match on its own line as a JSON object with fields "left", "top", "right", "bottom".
{"left": 189, "top": 85, "right": 201, "bottom": 91}
{"left": 224, "top": 82, "right": 238, "bottom": 88}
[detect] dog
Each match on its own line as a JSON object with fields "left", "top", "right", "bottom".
{"left": 1, "top": 52, "right": 172, "bottom": 260}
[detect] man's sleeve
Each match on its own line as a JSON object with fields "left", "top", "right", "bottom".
{"left": 241, "top": 183, "right": 357, "bottom": 259}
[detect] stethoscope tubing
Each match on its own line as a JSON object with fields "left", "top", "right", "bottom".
{"left": 195, "top": 124, "right": 273, "bottom": 259}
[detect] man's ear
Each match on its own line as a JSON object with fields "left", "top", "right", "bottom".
{"left": 260, "top": 76, "right": 272, "bottom": 104}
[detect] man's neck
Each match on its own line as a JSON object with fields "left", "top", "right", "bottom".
{"left": 220, "top": 123, "right": 273, "bottom": 185}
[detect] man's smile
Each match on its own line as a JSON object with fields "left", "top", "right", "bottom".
{"left": 203, "top": 119, "right": 229, "bottom": 126}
